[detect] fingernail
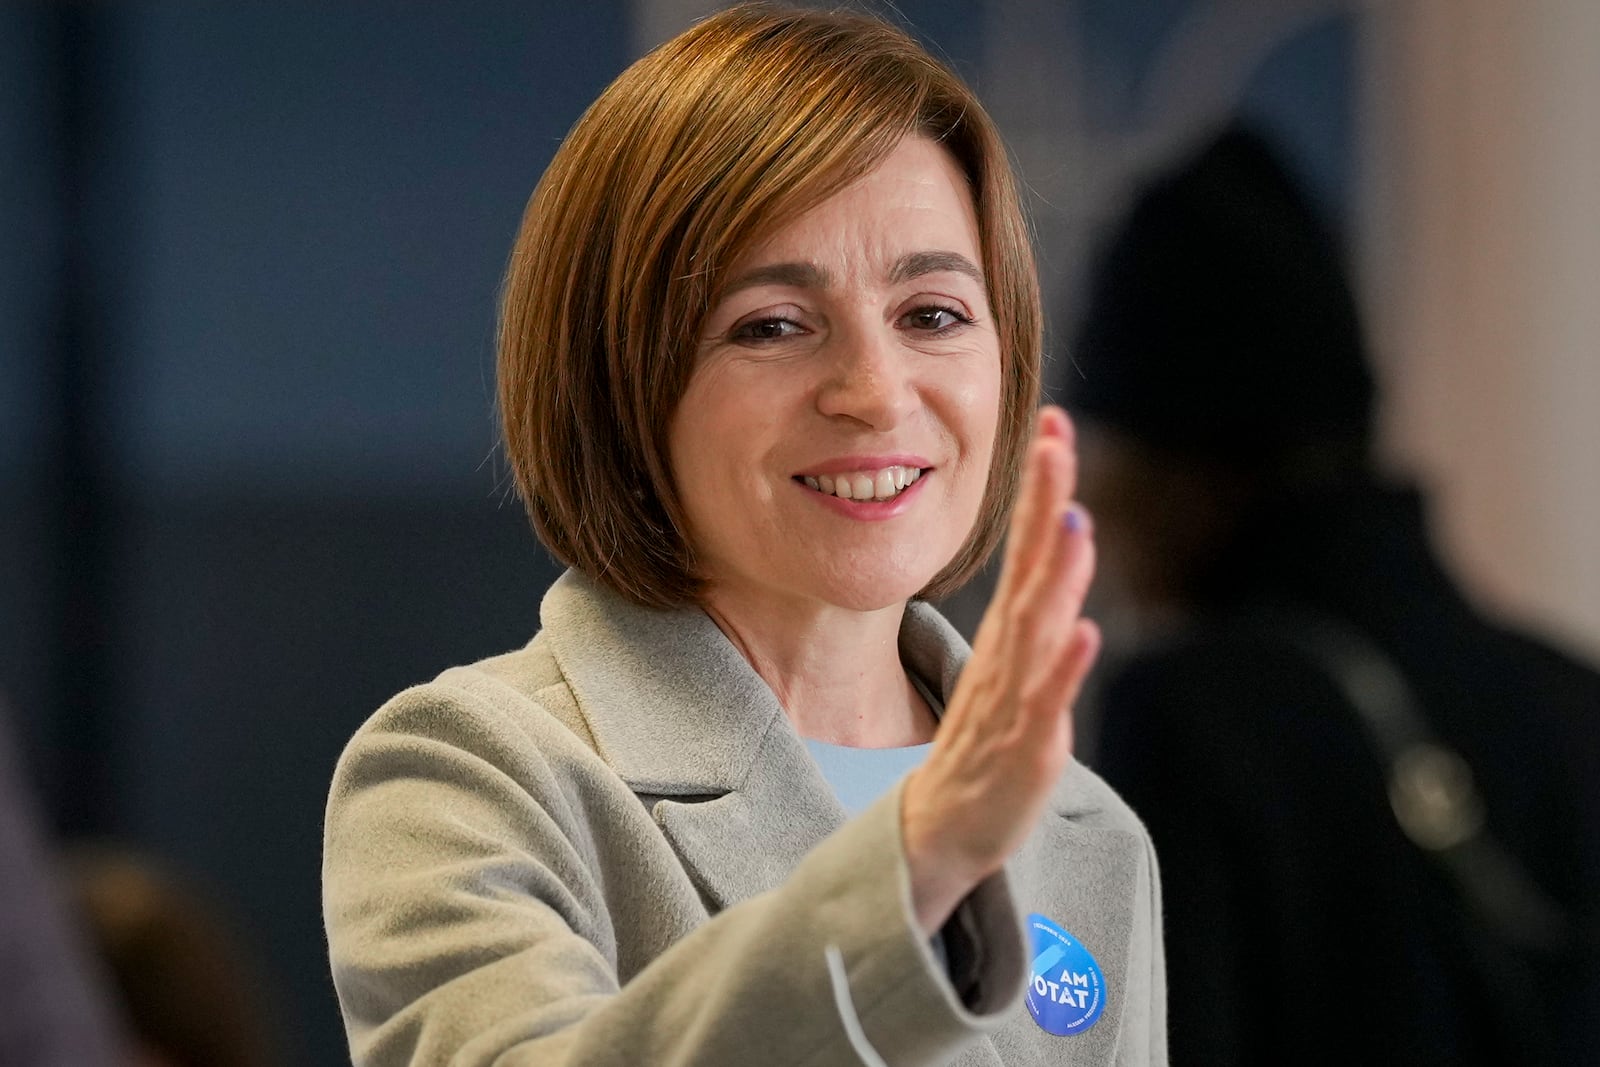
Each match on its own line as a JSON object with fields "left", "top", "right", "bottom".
{"left": 1063, "top": 504, "right": 1085, "bottom": 533}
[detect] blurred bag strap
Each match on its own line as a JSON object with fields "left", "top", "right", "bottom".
{"left": 1257, "top": 607, "right": 1577, "bottom": 958}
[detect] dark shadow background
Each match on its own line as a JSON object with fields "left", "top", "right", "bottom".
{"left": 0, "top": 3, "right": 1352, "bottom": 1061}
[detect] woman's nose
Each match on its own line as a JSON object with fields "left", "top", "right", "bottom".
{"left": 814, "top": 326, "right": 916, "bottom": 430}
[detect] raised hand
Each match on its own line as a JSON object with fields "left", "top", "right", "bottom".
{"left": 901, "top": 405, "right": 1100, "bottom": 934}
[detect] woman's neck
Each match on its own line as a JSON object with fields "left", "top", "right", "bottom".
{"left": 698, "top": 586, "right": 936, "bottom": 748}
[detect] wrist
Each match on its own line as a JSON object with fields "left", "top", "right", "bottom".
{"left": 901, "top": 777, "right": 987, "bottom": 936}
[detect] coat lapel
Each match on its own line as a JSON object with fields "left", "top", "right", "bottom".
{"left": 539, "top": 571, "right": 848, "bottom": 910}
{"left": 651, "top": 743, "right": 846, "bottom": 910}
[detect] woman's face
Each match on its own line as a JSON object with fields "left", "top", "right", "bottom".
{"left": 668, "top": 135, "right": 1002, "bottom": 614}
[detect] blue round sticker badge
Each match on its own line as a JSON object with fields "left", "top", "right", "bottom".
{"left": 1024, "top": 913, "right": 1106, "bottom": 1036}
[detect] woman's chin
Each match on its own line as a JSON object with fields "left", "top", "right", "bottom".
{"left": 793, "top": 565, "right": 940, "bottom": 614}
{"left": 706, "top": 542, "right": 957, "bottom": 616}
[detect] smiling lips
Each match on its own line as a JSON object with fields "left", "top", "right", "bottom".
{"left": 798, "top": 464, "right": 924, "bottom": 503}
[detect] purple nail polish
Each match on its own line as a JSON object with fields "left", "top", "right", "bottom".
{"left": 1064, "top": 505, "right": 1083, "bottom": 533}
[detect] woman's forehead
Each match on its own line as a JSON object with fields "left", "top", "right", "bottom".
{"left": 719, "top": 137, "right": 982, "bottom": 288}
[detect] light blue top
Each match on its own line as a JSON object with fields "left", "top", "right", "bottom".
{"left": 803, "top": 673, "right": 942, "bottom": 817}
{"left": 803, "top": 738, "right": 935, "bottom": 817}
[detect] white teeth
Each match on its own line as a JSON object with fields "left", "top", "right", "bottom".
{"left": 801, "top": 465, "right": 924, "bottom": 502}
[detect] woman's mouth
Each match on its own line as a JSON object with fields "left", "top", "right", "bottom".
{"left": 796, "top": 465, "right": 924, "bottom": 502}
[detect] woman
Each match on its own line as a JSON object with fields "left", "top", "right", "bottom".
{"left": 323, "top": 5, "right": 1166, "bottom": 1065}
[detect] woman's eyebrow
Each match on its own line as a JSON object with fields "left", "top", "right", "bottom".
{"left": 721, "top": 251, "right": 983, "bottom": 298}
{"left": 890, "top": 250, "right": 984, "bottom": 286}
{"left": 722, "top": 261, "right": 830, "bottom": 296}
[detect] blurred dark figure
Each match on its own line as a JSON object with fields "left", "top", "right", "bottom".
{"left": 66, "top": 847, "right": 276, "bottom": 1067}
{"left": 0, "top": 703, "right": 124, "bottom": 1066}
{"left": 1072, "top": 126, "right": 1600, "bottom": 1065}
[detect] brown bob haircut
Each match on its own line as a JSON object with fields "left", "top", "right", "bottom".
{"left": 499, "top": 2, "right": 1041, "bottom": 609}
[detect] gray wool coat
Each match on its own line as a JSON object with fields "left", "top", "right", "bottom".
{"left": 323, "top": 570, "right": 1167, "bottom": 1066}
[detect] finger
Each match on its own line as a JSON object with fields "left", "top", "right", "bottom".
{"left": 1037, "top": 404, "right": 1071, "bottom": 447}
{"left": 993, "top": 425, "right": 1069, "bottom": 609}
{"left": 965, "top": 408, "right": 1079, "bottom": 683}
{"left": 992, "top": 615, "right": 1099, "bottom": 781}
{"left": 1033, "top": 616, "right": 1102, "bottom": 739}
{"left": 1002, "top": 492, "right": 1081, "bottom": 672}
{"left": 994, "top": 412, "right": 1058, "bottom": 585}
{"left": 1055, "top": 409, "right": 1081, "bottom": 509}
{"left": 1010, "top": 409, "right": 1077, "bottom": 582}
{"left": 1052, "top": 503, "right": 1097, "bottom": 638}
{"left": 1006, "top": 506, "right": 1096, "bottom": 712}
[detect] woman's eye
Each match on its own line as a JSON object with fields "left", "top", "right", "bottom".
{"left": 902, "top": 306, "right": 972, "bottom": 332}
{"left": 730, "top": 316, "right": 804, "bottom": 343}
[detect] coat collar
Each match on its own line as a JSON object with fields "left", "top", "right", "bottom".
{"left": 539, "top": 569, "right": 789, "bottom": 796}
{"left": 537, "top": 570, "right": 1104, "bottom": 906}
{"left": 539, "top": 570, "right": 847, "bottom": 907}
{"left": 539, "top": 569, "right": 991, "bottom": 796}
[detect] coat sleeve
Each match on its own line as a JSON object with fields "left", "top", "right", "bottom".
{"left": 322, "top": 683, "right": 1025, "bottom": 1067}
